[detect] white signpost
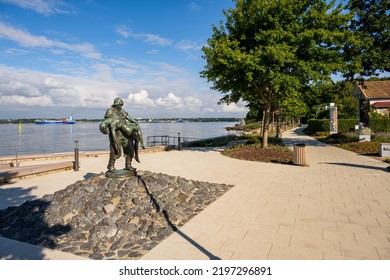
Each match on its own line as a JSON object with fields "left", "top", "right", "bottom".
{"left": 329, "top": 103, "right": 338, "bottom": 135}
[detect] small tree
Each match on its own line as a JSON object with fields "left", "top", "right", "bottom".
{"left": 201, "top": 0, "right": 352, "bottom": 148}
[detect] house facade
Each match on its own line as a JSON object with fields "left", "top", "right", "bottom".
{"left": 352, "top": 80, "right": 390, "bottom": 125}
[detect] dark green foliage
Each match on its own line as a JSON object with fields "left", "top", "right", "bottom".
{"left": 345, "top": 0, "right": 390, "bottom": 78}
{"left": 201, "top": 0, "right": 352, "bottom": 148}
{"left": 370, "top": 119, "right": 390, "bottom": 133}
{"left": 372, "top": 132, "right": 390, "bottom": 143}
{"left": 184, "top": 135, "right": 236, "bottom": 147}
{"left": 336, "top": 142, "right": 380, "bottom": 155}
{"left": 307, "top": 119, "right": 358, "bottom": 133}
{"left": 322, "top": 132, "right": 359, "bottom": 144}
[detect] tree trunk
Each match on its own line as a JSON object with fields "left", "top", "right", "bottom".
{"left": 262, "top": 103, "right": 271, "bottom": 148}
{"left": 261, "top": 110, "right": 265, "bottom": 137}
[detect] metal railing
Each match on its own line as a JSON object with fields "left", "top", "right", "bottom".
{"left": 146, "top": 134, "right": 198, "bottom": 149}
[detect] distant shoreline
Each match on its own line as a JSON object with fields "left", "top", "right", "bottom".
{"left": 0, "top": 117, "right": 243, "bottom": 124}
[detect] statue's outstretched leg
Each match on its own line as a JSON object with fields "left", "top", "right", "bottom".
{"left": 138, "top": 131, "right": 146, "bottom": 149}
{"left": 124, "top": 141, "right": 135, "bottom": 170}
{"left": 133, "top": 132, "right": 141, "bottom": 163}
{"left": 107, "top": 149, "right": 117, "bottom": 172}
{"left": 124, "top": 155, "right": 134, "bottom": 171}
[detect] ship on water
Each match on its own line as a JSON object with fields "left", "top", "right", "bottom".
{"left": 34, "top": 115, "right": 76, "bottom": 124}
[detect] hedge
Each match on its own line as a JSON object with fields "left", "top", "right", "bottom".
{"left": 307, "top": 118, "right": 390, "bottom": 133}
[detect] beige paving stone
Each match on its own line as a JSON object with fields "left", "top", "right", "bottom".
{"left": 238, "top": 219, "right": 280, "bottom": 233}
{"left": 220, "top": 237, "right": 272, "bottom": 259}
{"left": 294, "top": 219, "right": 337, "bottom": 231}
{"left": 375, "top": 215, "right": 390, "bottom": 228}
{"left": 162, "top": 241, "right": 207, "bottom": 260}
{"left": 289, "top": 235, "right": 341, "bottom": 255}
{"left": 267, "top": 244, "right": 323, "bottom": 260}
{"left": 321, "top": 213, "right": 350, "bottom": 223}
{"left": 194, "top": 233, "right": 228, "bottom": 250}
{"left": 193, "top": 248, "right": 234, "bottom": 260}
{"left": 181, "top": 221, "right": 223, "bottom": 235}
{"left": 366, "top": 225, "right": 390, "bottom": 238}
{"left": 348, "top": 216, "right": 381, "bottom": 227}
{"left": 323, "top": 253, "right": 356, "bottom": 260}
{"left": 277, "top": 224, "right": 322, "bottom": 238}
{"left": 323, "top": 229, "right": 356, "bottom": 244}
{"left": 354, "top": 232, "right": 390, "bottom": 247}
{"left": 216, "top": 225, "right": 249, "bottom": 240}
{"left": 336, "top": 222, "right": 370, "bottom": 234}
{"left": 243, "top": 228, "right": 292, "bottom": 247}
{"left": 212, "top": 215, "right": 243, "bottom": 227}
{"left": 340, "top": 241, "right": 381, "bottom": 260}
{"left": 376, "top": 246, "right": 390, "bottom": 260}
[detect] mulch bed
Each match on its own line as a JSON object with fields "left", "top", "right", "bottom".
{"left": 222, "top": 145, "right": 293, "bottom": 164}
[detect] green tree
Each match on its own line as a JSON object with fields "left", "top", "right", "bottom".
{"left": 343, "top": 0, "right": 390, "bottom": 79}
{"left": 201, "top": 0, "right": 351, "bottom": 148}
{"left": 305, "top": 80, "right": 358, "bottom": 119}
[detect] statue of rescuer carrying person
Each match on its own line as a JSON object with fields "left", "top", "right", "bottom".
{"left": 99, "top": 97, "right": 145, "bottom": 173}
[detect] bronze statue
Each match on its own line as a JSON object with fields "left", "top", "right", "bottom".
{"left": 100, "top": 97, "right": 145, "bottom": 174}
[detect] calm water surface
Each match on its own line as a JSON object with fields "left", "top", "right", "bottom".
{"left": 0, "top": 122, "right": 238, "bottom": 156}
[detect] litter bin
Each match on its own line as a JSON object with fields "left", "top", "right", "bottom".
{"left": 293, "top": 143, "right": 307, "bottom": 166}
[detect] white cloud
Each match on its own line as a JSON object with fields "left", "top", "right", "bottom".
{"left": 4, "top": 48, "right": 31, "bottom": 55}
{"left": 115, "top": 25, "right": 172, "bottom": 46}
{"left": 126, "top": 90, "right": 156, "bottom": 108}
{"left": 0, "top": 0, "right": 71, "bottom": 16}
{"left": 184, "top": 96, "right": 203, "bottom": 109}
{"left": 0, "top": 21, "right": 102, "bottom": 59}
{"left": 221, "top": 102, "right": 248, "bottom": 113}
{"left": 0, "top": 65, "right": 248, "bottom": 118}
{"left": 156, "top": 92, "right": 184, "bottom": 109}
{"left": 188, "top": 2, "right": 200, "bottom": 11}
{"left": 176, "top": 40, "right": 202, "bottom": 51}
{"left": 44, "top": 77, "right": 64, "bottom": 88}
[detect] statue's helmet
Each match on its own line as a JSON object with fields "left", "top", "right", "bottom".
{"left": 112, "top": 97, "right": 124, "bottom": 107}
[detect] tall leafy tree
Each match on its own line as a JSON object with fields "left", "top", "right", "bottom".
{"left": 201, "top": 0, "right": 351, "bottom": 147}
{"left": 344, "top": 0, "right": 390, "bottom": 79}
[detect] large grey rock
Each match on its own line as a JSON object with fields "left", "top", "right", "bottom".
{"left": 0, "top": 170, "right": 233, "bottom": 259}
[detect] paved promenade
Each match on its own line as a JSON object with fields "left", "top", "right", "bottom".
{"left": 1, "top": 126, "right": 389, "bottom": 260}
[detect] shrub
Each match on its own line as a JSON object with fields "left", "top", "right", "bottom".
{"left": 184, "top": 135, "right": 235, "bottom": 147}
{"left": 336, "top": 142, "right": 380, "bottom": 155}
{"left": 322, "top": 132, "right": 359, "bottom": 144}
{"left": 371, "top": 119, "right": 390, "bottom": 133}
{"left": 307, "top": 119, "right": 357, "bottom": 133}
{"left": 373, "top": 132, "right": 390, "bottom": 143}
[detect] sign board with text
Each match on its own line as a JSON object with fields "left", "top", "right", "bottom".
{"left": 380, "top": 143, "right": 390, "bottom": 157}
{"left": 329, "top": 104, "right": 338, "bottom": 135}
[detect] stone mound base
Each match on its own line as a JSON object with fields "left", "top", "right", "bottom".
{"left": 0, "top": 170, "right": 233, "bottom": 259}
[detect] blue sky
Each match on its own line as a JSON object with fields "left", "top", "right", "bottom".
{"left": 0, "top": 0, "right": 248, "bottom": 119}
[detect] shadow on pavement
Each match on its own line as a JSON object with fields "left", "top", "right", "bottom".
{"left": 323, "top": 162, "right": 390, "bottom": 172}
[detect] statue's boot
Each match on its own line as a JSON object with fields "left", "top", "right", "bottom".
{"left": 134, "top": 140, "right": 140, "bottom": 163}
{"left": 124, "top": 156, "right": 134, "bottom": 171}
{"left": 107, "top": 162, "right": 116, "bottom": 172}
{"left": 107, "top": 152, "right": 116, "bottom": 172}
{"left": 138, "top": 131, "right": 146, "bottom": 149}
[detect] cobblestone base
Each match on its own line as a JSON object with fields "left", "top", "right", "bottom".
{"left": 0, "top": 170, "right": 233, "bottom": 259}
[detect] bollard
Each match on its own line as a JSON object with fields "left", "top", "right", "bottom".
{"left": 293, "top": 143, "right": 308, "bottom": 166}
{"left": 74, "top": 140, "right": 79, "bottom": 171}
{"left": 178, "top": 133, "right": 181, "bottom": 151}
